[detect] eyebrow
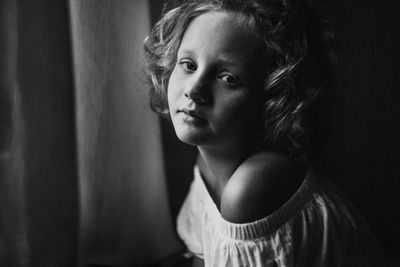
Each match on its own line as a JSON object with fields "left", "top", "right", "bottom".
{"left": 178, "top": 49, "right": 240, "bottom": 66}
{"left": 177, "top": 48, "right": 197, "bottom": 57}
{"left": 214, "top": 57, "right": 241, "bottom": 68}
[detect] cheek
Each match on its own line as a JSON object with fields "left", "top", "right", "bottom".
{"left": 167, "top": 71, "right": 179, "bottom": 109}
{"left": 216, "top": 93, "right": 261, "bottom": 129}
{"left": 226, "top": 91, "right": 260, "bottom": 115}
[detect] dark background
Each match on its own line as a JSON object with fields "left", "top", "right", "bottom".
{"left": 150, "top": 0, "right": 400, "bottom": 260}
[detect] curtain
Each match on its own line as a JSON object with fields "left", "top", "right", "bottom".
{"left": 0, "top": 1, "right": 29, "bottom": 266}
{"left": 0, "top": 0, "right": 181, "bottom": 266}
{"left": 69, "top": 0, "right": 181, "bottom": 265}
{"left": 1, "top": 0, "right": 78, "bottom": 266}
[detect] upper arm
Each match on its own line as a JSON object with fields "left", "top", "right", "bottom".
{"left": 220, "top": 152, "right": 306, "bottom": 223}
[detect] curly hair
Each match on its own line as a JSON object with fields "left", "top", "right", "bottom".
{"left": 144, "top": 0, "right": 337, "bottom": 161}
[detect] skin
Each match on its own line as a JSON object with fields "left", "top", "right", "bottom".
{"left": 167, "top": 11, "right": 307, "bottom": 266}
{"left": 168, "top": 11, "right": 268, "bottom": 194}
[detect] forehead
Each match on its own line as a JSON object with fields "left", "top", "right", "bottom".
{"left": 178, "top": 11, "right": 267, "bottom": 71}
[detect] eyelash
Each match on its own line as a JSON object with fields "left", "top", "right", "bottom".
{"left": 179, "top": 59, "right": 197, "bottom": 72}
{"left": 178, "top": 59, "right": 243, "bottom": 87}
{"left": 219, "top": 74, "right": 242, "bottom": 87}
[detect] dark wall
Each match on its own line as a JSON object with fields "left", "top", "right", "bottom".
{"left": 150, "top": 0, "right": 400, "bottom": 259}
{"left": 324, "top": 0, "right": 400, "bottom": 257}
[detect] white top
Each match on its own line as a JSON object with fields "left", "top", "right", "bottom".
{"left": 177, "top": 166, "right": 384, "bottom": 267}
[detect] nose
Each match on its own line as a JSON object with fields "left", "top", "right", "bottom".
{"left": 183, "top": 74, "right": 210, "bottom": 104}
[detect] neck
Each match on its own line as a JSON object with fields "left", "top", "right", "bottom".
{"left": 197, "top": 142, "right": 251, "bottom": 185}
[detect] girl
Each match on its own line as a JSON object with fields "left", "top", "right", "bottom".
{"left": 144, "top": 0, "right": 385, "bottom": 266}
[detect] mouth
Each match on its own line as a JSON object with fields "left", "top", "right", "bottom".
{"left": 178, "top": 108, "right": 207, "bottom": 123}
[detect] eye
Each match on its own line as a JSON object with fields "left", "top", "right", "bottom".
{"left": 179, "top": 59, "right": 197, "bottom": 72}
{"left": 219, "top": 73, "right": 242, "bottom": 87}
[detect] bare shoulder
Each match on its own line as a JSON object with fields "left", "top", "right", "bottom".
{"left": 220, "top": 151, "right": 306, "bottom": 223}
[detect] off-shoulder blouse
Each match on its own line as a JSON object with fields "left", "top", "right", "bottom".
{"left": 176, "top": 166, "right": 384, "bottom": 266}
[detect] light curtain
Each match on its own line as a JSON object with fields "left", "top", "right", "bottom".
{"left": 69, "top": 0, "right": 181, "bottom": 265}
{"left": 0, "top": 0, "right": 181, "bottom": 266}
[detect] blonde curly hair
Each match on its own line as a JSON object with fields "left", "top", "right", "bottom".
{"left": 144, "top": 0, "right": 337, "bottom": 161}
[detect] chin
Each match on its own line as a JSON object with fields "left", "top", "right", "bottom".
{"left": 174, "top": 128, "right": 211, "bottom": 147}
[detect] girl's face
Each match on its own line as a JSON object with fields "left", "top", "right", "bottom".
{"left": 168, "top": 11, "right": 268, "bottom": 150}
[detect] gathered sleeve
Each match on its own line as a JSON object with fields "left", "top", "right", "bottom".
{"left": 177, "top": 166, "right": 385, "bottom": 267}
{"left": 203, "top": 220, "right": 294, "bottom": 267}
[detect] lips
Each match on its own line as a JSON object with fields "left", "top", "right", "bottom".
{"left": 178, "top": 108, "right": 207, "bottom": 123}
